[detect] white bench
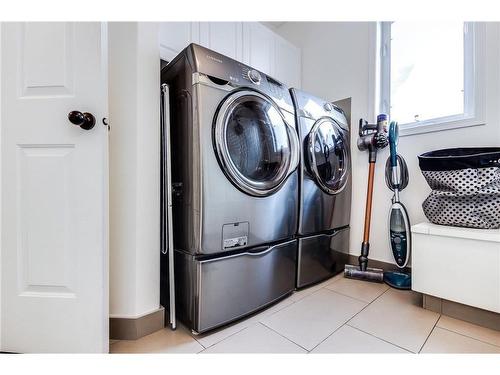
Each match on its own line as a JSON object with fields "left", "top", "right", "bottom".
{"left": 412, "top": 222, "right": 500, "bottom": 314}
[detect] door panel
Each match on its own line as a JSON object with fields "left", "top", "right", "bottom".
{"left": 18, "top": 145, "right": 76, "bottom": 297}
{"left": 242, "top": 23, "right": 275, "bottom": 76}
{"left": 159, "top": 22, "right": 200, "bottom": 61}
{"left": 1, "top": 22, "right": 108, "bottom": 353}
{"left": 274, "top": 35, "right": 301, "bottom": 88}
{"left": 199, "top": 22, "right": 243, "bottom": 61}
{"left": 21, "top": 22, "right": 74, "bottom": 97}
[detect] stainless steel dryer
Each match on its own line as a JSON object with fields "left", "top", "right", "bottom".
{"left": 290, "top": 89, "right": 352, "bottom": 288}
{"left": 161, "top": 44, "right": 299, "bottom": 333}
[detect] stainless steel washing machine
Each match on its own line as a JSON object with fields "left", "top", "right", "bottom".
{"left": 290, "top": 89, "right": 352, "bottom": 288}
{"left": 161, "top": 44, "right": 299, "bottom": 333}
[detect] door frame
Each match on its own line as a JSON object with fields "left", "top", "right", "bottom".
{"left": 99, "top": 21, "right": 110, "bottom": 353}
{"left": 0, "top": 21, "right": 3, "bottom": 351}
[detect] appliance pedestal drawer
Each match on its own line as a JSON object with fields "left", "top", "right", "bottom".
{"left": 297, "top": 227, "right": 350, "bottom": 288}
{"left": 174, "top": 239, "right": 297, "bottom": 333}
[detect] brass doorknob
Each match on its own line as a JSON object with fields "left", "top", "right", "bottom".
{"left": 68, "top": 111, "right": 96, "bottom": 130}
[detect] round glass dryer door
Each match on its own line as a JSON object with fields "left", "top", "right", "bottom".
{"left": 214, "top": 90, "right": 299, "bottom": 197}
{"left": 308, "top": 118, "right": 350, "bottom": 194}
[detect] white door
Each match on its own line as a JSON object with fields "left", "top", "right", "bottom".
{"left": 0, "top": 22, "right": 108, "bottom": 353}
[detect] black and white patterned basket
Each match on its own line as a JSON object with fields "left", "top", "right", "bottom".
{"left": 418, "top": 148, "right": 500, "bottom": 229}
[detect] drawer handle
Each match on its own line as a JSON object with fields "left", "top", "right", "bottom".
{"left": 246, "top": 246, "right": 276, "bottom": 257}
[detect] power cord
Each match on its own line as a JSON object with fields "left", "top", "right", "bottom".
{"left": 385, "top": 154, "right": 409, "bottom": 191}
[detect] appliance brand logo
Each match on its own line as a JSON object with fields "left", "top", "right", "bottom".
{"left": 206, "top": 54, "right": 223, "bottom": 63}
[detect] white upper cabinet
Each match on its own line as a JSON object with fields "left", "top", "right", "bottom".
{"left": 199, "top": 22, "right": 243, "bottom": 61}
{"left": 158, "top": 22, "right": 301, "bottom": 88}
{"left": 159, "top": 22, "right": 200, "bottom": 61}
{"left": 274, "top": 34, "right": 301, "bottom": 89}
{"left": 242, "top": 22, "right": 276, "bottom": 77}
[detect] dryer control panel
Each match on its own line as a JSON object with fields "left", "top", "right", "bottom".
{"left": 189, "top": 43, "right": 293, "bottom": 109}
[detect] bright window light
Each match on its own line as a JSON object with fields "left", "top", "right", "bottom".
{"left": 389, "top": 21, "right": 465, "bottom": 125}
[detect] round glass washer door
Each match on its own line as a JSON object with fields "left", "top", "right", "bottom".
{"left": 308, "top": 118, "right": 350, "bottom": 194}
{"left": 213, "top": 90, "right": 299, "bottom": 197}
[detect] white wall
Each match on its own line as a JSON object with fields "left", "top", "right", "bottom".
{"left": 276, "top": 22, "right": 500, "bottom": 264}
{"left": 108, "top": 22, "right": 161, "bottom": 318}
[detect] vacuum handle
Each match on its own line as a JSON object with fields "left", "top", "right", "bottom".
{"left": 363, "top": 161, "right": 376, "bottom": 243}
{"left": 358, "top": 161, "right": 376, "bottom": 272}
{"left": 389, "top": 121, "right": 399, "bottom": 167}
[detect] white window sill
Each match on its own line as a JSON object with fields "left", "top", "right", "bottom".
{"left": 399, "top": 114, "right": 486, "bottom": 137}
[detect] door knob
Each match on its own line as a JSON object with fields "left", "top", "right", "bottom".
{"left": 68, "top": 111, "right": 96, "bottom": 130}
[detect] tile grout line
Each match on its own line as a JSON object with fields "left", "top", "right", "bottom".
{"left": 256, "top": 279, "right": 345, "bottom": 353}
{"left": 435, "top": 326, "right": 500, "bottom": 349}
{"left": 200, "top": 280, "right": 338, "bottom": 353}
{"left": 306, "top": 322, "right": 348, "bottom": 353}
{"left": 290, "top": 284, "right": 331, "bottom": 302}
{"left": 345, "top": 286, "right": 391, "bottom": 325}
{"left": 344, "top": 288, "right": 441, "bottom": 354}
{"left": 195, "top": 294, "right": 301, "bottom": 351}
{"left": 182, "top": 324, "right": 211, "bottom": 349}
{"left": 197, "top": 324, "right": 253, "bottom": 352}
{"left": 417, "top": 314, "right": 441, "bottom": 353}
{"left": 258, "top": 322, "right": 310, "bottom": 352}
{"left": 321, "top": 286, "right": 381, "bottom": 305}
{"left": 345, "top": 323, "right": 413, "bottom": 353}
{"left": 194, "top": 275, "right": 360, "bottom": 353}
{"left": 195, "top": 284, "right": 320, "bottom": 351}
{"left": 323, "top": 286, "right": 385, "bottom": 304}
{"left": 192, "top": 324, "right": 249, "bottom": 350}
{"left": 307, "top": 286, "right": 391, "bottom": 352}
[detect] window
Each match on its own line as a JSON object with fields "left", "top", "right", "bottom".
{"left": 379, "top": 22, "right": 485, "bottom": 135}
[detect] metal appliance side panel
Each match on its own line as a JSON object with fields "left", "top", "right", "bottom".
{"left": 193, "top": 240, "right": 297, "bottom": 333}
{"left": 297, "top": 228, "right": 350, "bottom": 288}
{"left": 173, "top": 250, "right": 198, "bottom": 331}
{"left": 196, "top": 83, "right": 298, "bottom": 254}
{"left": 162, "top": 53, "right": 201, "bottom": 256}
{"left": 297, "top": 116, "right": 352, "bottom": 235}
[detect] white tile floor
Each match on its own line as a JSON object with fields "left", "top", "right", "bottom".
{"left": 110, "top": 274, "right": 500, "bottom": 354}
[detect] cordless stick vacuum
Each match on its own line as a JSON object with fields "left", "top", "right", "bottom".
{"left": 383, "top": 121, "right": 412, "bottom": 289}
{"left": 344, "top": 114, "right": 389, "bottom": 283}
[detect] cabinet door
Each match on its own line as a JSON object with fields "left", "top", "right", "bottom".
{"left": 159, "top": 22, "right": 200, "bottom": 61}
{"left": 242, "top": 23, "right": 275, "bottom": 76}
{"left": 275, "top": 35, "right": 301, "bottom": 88}
{"left": 199, "top": 22, "right": 243, "bottom": 61}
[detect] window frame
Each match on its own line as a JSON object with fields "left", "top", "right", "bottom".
{"left": 378, "top": 22, "right": 486, "bottom": 137}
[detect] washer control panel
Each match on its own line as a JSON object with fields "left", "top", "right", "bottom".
{"left": 324, "top": 103, "right": 333, "bottom": 112}
{"left": 247, "top": 69, "right": 261, "bottom": 84}
{"left": 240, "top": 66, "right": 262, "bottom": 85}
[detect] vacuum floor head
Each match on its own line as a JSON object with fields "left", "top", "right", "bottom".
{"left": 344, "top": 264, "right": 384, "bottom": 283}
{"left": 383, "top": 270, "right": 411, "bottom": 290}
